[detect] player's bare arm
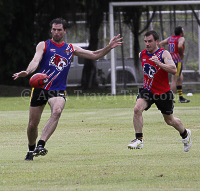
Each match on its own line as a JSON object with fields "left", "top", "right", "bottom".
{"left": 159, "top": 38, "right": 169, "bottom": 49}
{"left": 73, "top": 34, "right": 123, "bottom": 60}
{"left": 178, "top": 37, "right": 185, "bottom": 58}
{"left": 149, "top": 50, "right": 177, "bottom": 75}
{"left": 13, "top": 42, "right": 45, "bottom": 80}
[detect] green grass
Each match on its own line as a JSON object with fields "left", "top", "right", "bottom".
{"left": 0, "top": 93, "right": 200, "bottom": 191}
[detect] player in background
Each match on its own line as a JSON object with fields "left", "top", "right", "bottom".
{"left": 127, "top": 30, "right": 191, "bottom": 152}
{"left": 159, "top": 26, "right": 190, "bottom": 103}
{"left": 13, "top": 18, "right": 123, "bottom": 161}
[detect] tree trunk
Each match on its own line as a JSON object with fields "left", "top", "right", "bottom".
{"left": 81, "top": 0, "right": 104, "bottom": 89}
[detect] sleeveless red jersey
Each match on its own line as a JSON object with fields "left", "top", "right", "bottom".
{"left": 140, "top": 48, "right": 170, "bottom": 95}
{"left": 168, "top": 35, "right": 182, "bottom": 63}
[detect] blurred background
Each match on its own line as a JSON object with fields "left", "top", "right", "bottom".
{"left": 1, "top": 0, "right": 200, "bottom": 95}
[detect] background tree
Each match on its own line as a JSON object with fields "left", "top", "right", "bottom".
{"left": 121, "top": 3, "right": 156, "bottom": 82}
{"left": 81, "top": 0, "right": 110, "bottom": 89}
{"left": 0, "top": 0, "right": 79, "bottom": 86}
{"left": 1, "top": 0, "right": 200, "bottom": 89}
{"left": 81, "top": 0, "right": 157, "bottom": 88}
{"left": 0, "top": 0, "right": 36, "bottom": 86}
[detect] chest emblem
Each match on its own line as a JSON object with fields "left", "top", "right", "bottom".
{"left": 144, "top": 63, "right": 157, "bottom": 79}
{"left": 49, "top": 54, "right": 68, "bottom": 71}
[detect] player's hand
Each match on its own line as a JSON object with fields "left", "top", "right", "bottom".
{"left": 149, "top": 54, "right": 160, "bottom": 65}
{"left": 12, "top": 71, "right": 28, "bottom": 80}
{"left": 109, "top": 34, "right": 124, "bottom": 49}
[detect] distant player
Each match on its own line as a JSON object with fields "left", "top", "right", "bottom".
{"left": 127, "top": 30, "right": 191, "bottom": 152}
{"left": 159, "top": 26, "right": 190, "bottom": 103}
{"left": 13, "top": 18, "right": 123, "bottom": 161}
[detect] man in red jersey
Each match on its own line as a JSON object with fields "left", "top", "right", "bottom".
{"left": 127, "top": 30, "right": 191, "bottom": 152}
{"left": 159, "top": 26, "right": 190, "bottom": 103}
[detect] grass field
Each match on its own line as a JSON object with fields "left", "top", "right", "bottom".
{"left": 0, "top": 92, "right": 200, "bottom": 191}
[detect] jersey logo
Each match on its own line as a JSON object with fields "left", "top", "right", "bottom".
{"left": 49, "top": 54, "right": 68, "bottom": 71}
{"left": 144, "top": 63, "right": 157, "bottom": 79}
{"left": 50, "top": 49, "right": 56, "bottom": 52}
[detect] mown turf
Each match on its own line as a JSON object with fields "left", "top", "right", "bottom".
{"left": 0, "top": 93, "right": 200, "bottom": 191}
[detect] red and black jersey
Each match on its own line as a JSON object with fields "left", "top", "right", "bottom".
{"left": 168, "top": 35, "right": 183, "bottom": 63}
{"left": 140, "top": 48, "right": 170, "bottom": 95}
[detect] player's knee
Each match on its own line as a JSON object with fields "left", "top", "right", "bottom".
{"left": 28, "top": 121, "right": 38, "bottom": 129}
{"left": 134, "top": 105, "right": 142, "bottom": 116}
{"left": 52, "top": 108, "right": 62, "bottom": 118}
{"left": 164, "top": 118, "right": 175, "bottom": 126}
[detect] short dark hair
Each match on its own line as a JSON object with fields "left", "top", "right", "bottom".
{"left": 50, "top": 18, "right": 67, "bottom": 30}
{"left": 144, "top": 30, "right": 159, "bottom": 41}
{"left": 174, "top": 26, "right": 183, "bottom": 35}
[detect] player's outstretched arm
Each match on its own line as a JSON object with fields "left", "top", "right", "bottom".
{"left": 12, "top": 42, "right": 45, "bottom": 80}
{"left": 73, "top": 34, "right": 123, "bottom": 60}
{"left": 109, "top": 34, "right": 124, "bottom": 49}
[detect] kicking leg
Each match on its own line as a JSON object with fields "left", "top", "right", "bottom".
{"left": 33, "top": 97, "right": 66, "bottom": 157}
{"left": 40, "top": 96, "right": 66, "bottom": 141}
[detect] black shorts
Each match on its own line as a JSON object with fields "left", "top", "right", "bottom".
{"left": 30, "top": 88, "right": 66, "bottom": 107}
{"left": 137, "top": 88, "right": 174, "bottom": 115}
{"left": 175, "top": 62, "right": 182, "bottom": 76}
